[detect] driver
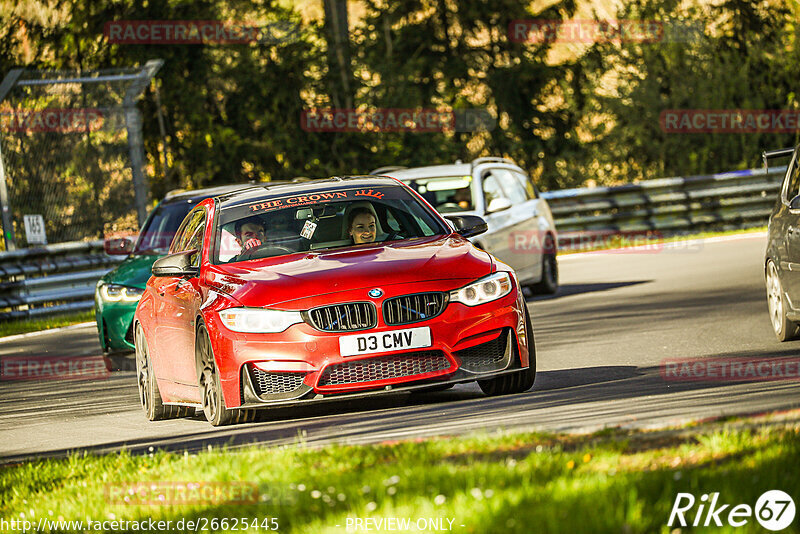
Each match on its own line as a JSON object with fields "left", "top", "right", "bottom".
{"left": 234, "top": 217, "right": 267, "bottom": 255}
{"left": 454, "top": 187, "right": 472, "bottom": 209}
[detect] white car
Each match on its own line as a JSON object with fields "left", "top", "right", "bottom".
{"left": 373, "top": 157, "right": 558, "bottom": 294}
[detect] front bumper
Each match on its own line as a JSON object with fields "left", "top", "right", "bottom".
{"left": 205, "top": 279, "right": 530, "bottom": 408}
{"left": 95, "top": 297, "right": 138, "bottom": 353}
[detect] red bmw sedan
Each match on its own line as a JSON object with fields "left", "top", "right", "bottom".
{"left": 134, "top": 177, "right": 535, "bottom": 426}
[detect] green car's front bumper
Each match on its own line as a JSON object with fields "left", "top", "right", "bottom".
{"left": 95, "top": 255, "right": 160, "bottom": 353}
{"left": 95, "top": 294, "right": 138, "bottom": 352}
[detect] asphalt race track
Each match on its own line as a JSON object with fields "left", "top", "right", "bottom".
{"left": 3, "top": 232, "right": 799, "bottom": 464}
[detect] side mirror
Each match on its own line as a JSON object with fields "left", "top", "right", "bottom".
{"left": 444, "top": 215, "right": 488, "bottom": 238}
{"left": 790, "top": 195, "right": 800, "bottom": 211}
{"left": 152, "top": 250, "right": 199, "bottom": 277}
{"left": 486, "top": 197, "right": 512, "bottom": 213}
{"left": 104, "top": 236, "right": 134, "bottom": 255}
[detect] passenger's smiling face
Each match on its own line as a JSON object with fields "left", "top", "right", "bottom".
{"left": 350, "top": 213, "right": 377, "bottom": 244}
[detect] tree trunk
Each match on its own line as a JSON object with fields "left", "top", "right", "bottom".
{"left": 323, "top": 0, "right": 353, "bottom": 109}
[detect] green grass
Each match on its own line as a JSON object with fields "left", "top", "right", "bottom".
{"left": 0, "top": 310, "right": 95, "bottom": 338}
{"left": 559, "top": 226, "right": 767, "bottom": 255}
{"left": 2, "top": 418, "right": 798, "bottom": 533}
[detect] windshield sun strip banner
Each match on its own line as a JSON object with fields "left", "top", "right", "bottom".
{"left": 219, "top": 187, "right": 409, "bottom": 225}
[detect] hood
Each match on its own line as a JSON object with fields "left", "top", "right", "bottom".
{"left": 100, "top": 254, "right": 161, "bottom": 288}
{"left": 204, "top": 235, "right": 493, "bottom": 307}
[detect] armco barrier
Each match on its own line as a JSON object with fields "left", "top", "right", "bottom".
{"left": 0, "top": 166, "right": 785, "bottom": 320}
{"left": 540, "top": 166, "right": 785, "bottom": 233}
{"left": 0, "top": 240, "right": 122, "bottom": 320}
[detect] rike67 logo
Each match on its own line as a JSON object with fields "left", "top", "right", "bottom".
{"left": 668, "top": 491, "right": 796, "bottom": 531}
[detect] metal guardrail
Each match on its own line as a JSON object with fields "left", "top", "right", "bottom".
{"left": 540, "top": 166, "right": 786, "bottom": 233}
{"left": 0, "top": 240, "right": 122, "bottom": 320}
{"left": 0, "top": 166, "right": 787, "bottom": 321}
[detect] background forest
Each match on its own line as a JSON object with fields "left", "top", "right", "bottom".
{"left": 0, "top": 0, "right": 798, "bottom": 217}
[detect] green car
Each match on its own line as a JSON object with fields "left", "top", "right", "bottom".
{"left": 95, "top": 184, "right": 254, "bottom": 354}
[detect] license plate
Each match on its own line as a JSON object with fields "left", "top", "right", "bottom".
{"left": 339, "top": 327, "right": 432, "bottom": 357}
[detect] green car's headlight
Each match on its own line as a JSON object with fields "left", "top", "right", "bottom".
{"left": 218, "top": 308, "right": 303, "bottom": 333}
{"left": 449, "top": 272, "right": 513, "bottom": 306}
{"left": 99, "top": 284, "right": 145, "bottom": 302}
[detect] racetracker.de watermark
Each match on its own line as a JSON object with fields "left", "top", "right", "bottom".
{"left": 661, "top": 110, "right": 800, "bottom": 133}
{"left": 104, "top": 20, "right": 300, "bottom": 45}
{"left": 509, "top": 19, "right": 704, "bottom": 44}
{"left": 661, "top": 357, "right": 800, "bottom": 382}
{"left": 105, "top": 482, "right": 259, "bottom": 506}
{"left": 1, "top": 356, "right": 110, "bottom": 382}
{"left": 0, "top": 108, "right": 104, "bottom": 133}
{"left": 509, "top": 230, "right": 703, "bottom": 254}
{"left": 300, "top": 108, "right": 496, "bottom": 133}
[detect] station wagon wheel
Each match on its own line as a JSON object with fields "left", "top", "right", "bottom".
{"left": 766, "top": 260, "right": 799, "bottom": 341}
{"left": 135, "top": 323, "right": 191, "bottom": 420}
{"left": 197, "top": 325, "right": 255, "bottom": 426}
{"left": 530, "top": 234, "right": 558, "bottom": 295}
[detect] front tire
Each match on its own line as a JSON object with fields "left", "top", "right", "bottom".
{"left": 478, "top": 306, "right": 536, "bottom": 396}
{"left": 135, "top": 323, "right": 192, "bottom": 420}
{"left": 196, "top": 325, "right": 256, "bottom": 426}
{"left": 766, "top": 260, "right": 799, "bottom": 342}
{"left": 530, "top": 234, "right": 558, "bottom": 295}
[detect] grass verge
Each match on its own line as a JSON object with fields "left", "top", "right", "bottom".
{"left": 0, "top": 310, "right": 95, "bottom": 338}
{"left": 1, "top": 413, "right": 798, "bottom": 533}
{"left": 558, "top": 226, "right": 767, "bottom": 255}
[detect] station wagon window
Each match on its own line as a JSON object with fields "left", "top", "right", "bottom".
{"left": 402, "top": 176, "right": 474, "bottom": 213}
{"left": 512, "top": 170, "right": 539, "bottom": 199}
{"left": 784, "top": 152, "right": 800, "bottom": 203}
{"left": 493, "top": 169, "right": 528, "bottom": 205}
{"left": 482, "top": 173, "right": 506, "bottom": 208}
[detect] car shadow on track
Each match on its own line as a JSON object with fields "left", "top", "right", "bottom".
{"left": 526, "top": 281, "right": 651, "bottom": 301}
{"left": 7, "top": 348, "right": 800, "bottom": 465}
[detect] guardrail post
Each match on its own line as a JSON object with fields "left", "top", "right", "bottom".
{"left": 0, "top": 142, "right": 15, "bottom": 251}
{"left": 123, "top": 60, "right": 163, "bottom": 228}
{"left": 125, "top": 106, "right": 149, "bottom": 227}
{"left": 0, "top": 68, "right": 23, "bottom": 251}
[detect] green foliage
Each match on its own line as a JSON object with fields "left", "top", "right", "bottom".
{"left": 578, "top": 0, "right": 800, "bottom": 184}
{"left": 0, "top": 309, "right": 94, "bottom": 338}
{"left": 1, "top": 0, "right": 799, "bottom": 205}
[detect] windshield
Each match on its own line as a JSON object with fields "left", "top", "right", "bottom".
{"left": 401, "top": 176, "right": 474, "bottom": 213}
{"left": 214, "top": 185, "right": 448, "bottom": 264}
{"left": 134, "top": 200, "right": 197, "bottom": 255}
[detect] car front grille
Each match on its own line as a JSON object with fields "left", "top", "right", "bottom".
{"left": 454, "top": 331, "right": 509, "bottom": 373}
{"left": 249, "top": 368, "right": 307, "bottom": 396}
{"left": 383, "top": 292, "right": 448, "bottom": 326}
{"left": 317, "top": 351, "right": 451, "bottom": 387}
{"left": 306, "top": 302, "right": 377, "bottom": 332}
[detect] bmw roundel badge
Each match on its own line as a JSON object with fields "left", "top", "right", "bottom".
{"left": 368, "top": 288, "right": 383, "bottom": 298}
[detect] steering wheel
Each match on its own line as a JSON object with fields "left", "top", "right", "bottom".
{"left": 239, "top": 244, "right": 295, "bottom": 260}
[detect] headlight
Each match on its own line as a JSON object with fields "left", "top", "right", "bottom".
{"left": 99, "top": 284, "right": 144, "bottom": 302}
{"left": 449, "top": 272, "right": 513, "bottom": 306}
{"left": 218, "top": 308, "right": 303, "bottom": 333}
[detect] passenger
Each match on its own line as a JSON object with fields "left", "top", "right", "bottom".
{"left": 347, "top": 208, "right": 377, "bottom": 244}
